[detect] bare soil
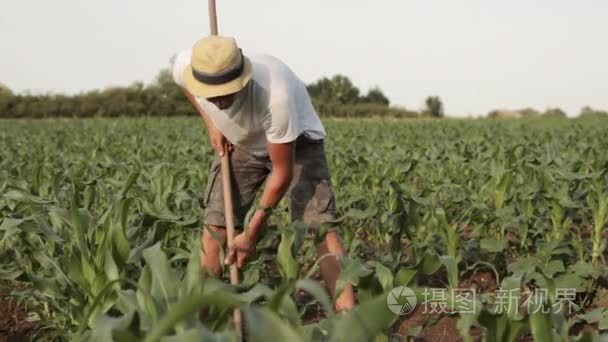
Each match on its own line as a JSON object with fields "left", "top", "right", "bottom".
{"left": 0, "top": 281, "right": 39, "bottom": 342}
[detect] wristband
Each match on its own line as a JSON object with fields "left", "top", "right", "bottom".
{"left": 256, "top": 204, "right": 274, "bottom": 214}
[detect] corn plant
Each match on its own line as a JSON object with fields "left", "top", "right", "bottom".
{"left": 587, "top": 184, "right": 608, "bottom": 265}
{"left": 2, "top": 116, "right": 608, "bottom": 340}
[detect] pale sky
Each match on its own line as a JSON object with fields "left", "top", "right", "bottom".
{"left": 1, "top": 0, "right": 607, "bottom": 117}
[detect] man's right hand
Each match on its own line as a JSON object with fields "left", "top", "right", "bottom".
{"left": 209, "top": 126, "right": 233, "bottom": 156}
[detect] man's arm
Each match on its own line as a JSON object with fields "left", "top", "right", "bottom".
{"left": 245, "top": 141, "right": 295, "bottom": 240}
{"left": 171, "top": 49, "right": 229, "bottom": 156}
{"left": 225, "top": 140, "right": 295, "bottom": 268}
{"left": 183, "top": 89, "right": 213, "bottom": 130}
{"left": 244, "top": 91, "right": 300, "bottom": 239}
{"left": 182, "top": 88, "right": 230, "bottom": 156}
{"left": 226, "top": 82, "right": 299, "bottom": 267}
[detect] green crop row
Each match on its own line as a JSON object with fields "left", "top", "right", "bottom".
{"left": 1, "top": 117, "right": 608, "bottom": 341}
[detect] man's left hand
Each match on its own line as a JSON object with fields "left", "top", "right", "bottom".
{"left": 225, "top": 232, "right": 256, "bottom": 269}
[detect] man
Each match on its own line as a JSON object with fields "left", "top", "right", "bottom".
{"left": 171, "top": 35, "right": 354, "bottom": 311}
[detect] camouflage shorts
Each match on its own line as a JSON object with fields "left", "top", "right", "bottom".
{"left": 202, "top": 135, "right": 338, "bottom": 230}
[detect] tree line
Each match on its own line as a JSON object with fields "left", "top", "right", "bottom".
{"left": 0, "top": 71, "right": 431, "bottom": 119}
{"left": 3, "top": 72, "right": 604, "bottom": 119}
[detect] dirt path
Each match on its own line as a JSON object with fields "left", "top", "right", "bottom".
{"left": 0, "top": 281, "right": 39, "bottom": 342}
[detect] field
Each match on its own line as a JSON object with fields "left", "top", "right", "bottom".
{"left": 1, "top": 116, "right": 608, "bottom": 341}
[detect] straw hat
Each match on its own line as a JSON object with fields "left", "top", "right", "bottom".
{"left": 183, "top": 36, "right": 253, "bottom": 98}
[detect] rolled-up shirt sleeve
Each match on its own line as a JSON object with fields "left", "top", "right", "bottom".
{"left": 264, "top": 91, "right": 301, "bottom": 144}
{"left": 170, "top": 49, "right": 192, "bottom": 87}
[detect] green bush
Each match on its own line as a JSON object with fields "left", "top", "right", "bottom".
{"left": 0, "top": 71, "right": 417, "bottom": 119}
{"left": 313, "top": 101, "right": 418, "bottom": 118}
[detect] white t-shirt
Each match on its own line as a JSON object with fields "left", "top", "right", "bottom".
{"left": 171, "top": 49, "right": 326, "bottom": 156}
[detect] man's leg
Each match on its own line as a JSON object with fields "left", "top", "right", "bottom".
{"left": 288, "top": 136, "right": 355, "bottom": 311}
{"left": 200, "top": 225, "right": 227, "bottom": 276}
{"left": 317, "top": 231, "right": 355, "bottom": 311}
{"left": 200, "top": 148, "right": 269, "bottom": 276}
